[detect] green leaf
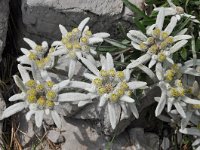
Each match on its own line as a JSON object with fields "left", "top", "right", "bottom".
{"left": 180, "top": 48, "right": 187, "bottom": 60}
{"left": 133, "top": 18, "right": 146, "bottom": 33}
{"left": 122, "top": 0, "right": 150, "bottom": 20}
{"left": 96, "top": 46, "right": 121, "bottom": 52}
{"left": 104, "top": 38, "right": 127, "bottom": 48}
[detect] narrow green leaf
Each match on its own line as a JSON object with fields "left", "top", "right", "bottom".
{"left": 122, "top": 0, "right": 150, "bottom": 20}
{"left": 104, "top": 38, "right": 127, "bottom": 48}
{"left": 133, "top": 18, "right": 146, "bottom": 33}
{"left": 180, "top": 48, "right": 187, "bottom": 60}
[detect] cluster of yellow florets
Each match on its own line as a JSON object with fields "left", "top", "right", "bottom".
{"left": 165, "top": 64, "right": 181, "bottom": 81}
{"left": 169, "top": 80, "right": 185, "bottom": 97}
{"left": 27, "top": 46, "right": 54, "bottom": 69}
{"left": 25, "top": 80, "right": 56, "bottom": 109}
{"left": 61, "top": 27, "right": 92, "bottom": 58}
{"left": 139, "top": 28, "right": 174, "bottom": 55}
{"left": 92, "top": 69, "right": 131, "bottom": 102}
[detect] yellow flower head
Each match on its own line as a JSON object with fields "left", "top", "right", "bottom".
{"left": 139, "top": 42, "right": 147, "bottom": 50}
{"left": 28, "top": 52, "right": 37, "bottom": 60}
{"left": 46, "top": 81, "right": 55, "bottom": 88}
{"left": 161, "top": 32, "right": 169, "bottom": 40}
{"left": 46, "top": 100, "right": 55, "bottom": 108}
{"left": 98, "top": 87, "right": 106, "bottom": 95}
{"left": 46, "top": 90, "right": 57, "bottom": 100}
{"left": 108, "top": 69, "right": 116, "bottom": 77}
{"left": 27, "top": 94, "right": 37, "bottom": 103}
{"left": 27, "top": 89, "right": 37, "bottom": 95}
{"left": 116, "top": 71, "right": 125, "bottom": 79}
{"left": 147, "top": 37, "right": 155, "bottom": 45}
{"left": 152, "top": 28, "right": 161, "bottom": 38}
{"left": 85, "top": 30, "right": 92, "bottom": 36}
{"left": 93, "top": 78, "right": 102, "bottom": 87}
{"left": 35, "top": 45, "right": 43, "bottom": 52}
{"left": 100, "top": 70, "right": 108, "bottom": 77}
{"left": 120, "top": 82, "right": 129, "bottom": 90}
{"left": 158, "top": 52, "right": 166, "bottom": 62}
{"left": 80, "top": 37, "right": 88, "bottom": 44}
{"left": 37, "top": 96, "right": 46, "bottom": 107}
{"left": 25, "top": 80, "right": 37, "bottom": 88}
{"left": 109, "top": 94, "right": 118, "bottom": 102}
{"left": 36, "top": 84, "right": 45, "bottom": 92}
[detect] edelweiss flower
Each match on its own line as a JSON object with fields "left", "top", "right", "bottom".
{"left": 154, "top": 63, "right": 200, "bottom": 117}
{"left": 52, "top": 17, "right": 110, "bottom": 79}
{"left": 154, "top": 0, "right": 199, "bottom": 23}
{"left": 69, "top": 53, "right": 147, "bottom": 129}
{"left": 17, "top": 38, "right": 55, "bottom": 69}
{"left": 1, "top": 65, "right": 93, "bottom": 128}
{"left": 17, "top": 38, "right": 56, "bottom": 79}
{"left": 127, "top": 8, "right": 191, "bottom": 69}
{"left": 181, "top": 81, "right": 200, "bottom": 129}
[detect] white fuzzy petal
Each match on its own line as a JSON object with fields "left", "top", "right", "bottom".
{"left": 182, "top": 96, "right": 200, "bottom": 104}
{"left": 164, "top": 16, "right": 177, "bottom": 35}
{"left": 88, "top": 37, "right": 103, "bottom": 44}
{"left": 26, "top": 110, "right": 35, "bottom": 121}
{"left": 156, "top": 62, "right": 163, "bottom": 81}
{"left": 52, "top": 80, "right": 70, "bottom": 92}
{"left": 51, "top": 110, "right": 61, "bottom": 128}
{"left": 129, "top": 103, "right": 139, "bottom": 118}
{"left": 51, "top": 41, "right": 63, "bottom": 47}
{"left": 78, "top": 100, "right": 92, "bottom": 107}
{"left": 35, "top": 110, "right": 44, "bottom": 127}
{"left": 68, "top": 59, "right": 76, "bottom": 79}
{"left": 59, "top": 24, "right": 68, "bottom": 37}
{"left": 177, "top": 28, "right": 188, "bottom": 35}
{"left": 137, "top": 64, "right": 157, "bottom": 82}
{"left": 99, "top": 94, "right": 108, "bottom": 107}
{"left": 18, "top": 64, "right": 30, "bottom": 83}
{"left": 155, "top": 91, "right": 167, "bottom": 116}
{"left": 131, "top": 41, "right": 142, "bottom": 50}
{"left": 1, "top": 102, "right": 27, "bottom": 119}
{"left": 174, "top": 102, "right": 186, "bottom": 118}
{"left": 52, "top": 49, "right": 66, "bottom": 56}
{"left": 108, "top": 103, "right": 118, "bottom": 129}
{"left": 155, "top": 7, "right": 165, "bottom": 30}
{"left": 128, "top": 81, "right": 147, "bottom": 90}
{"left": 169, "top": 40, "right": 188, "bottom": 54}
{"left": 13, "top": 75, "right": 26, "bottom": 92}
{"left": 129, "top": 30, "right": 147, "bottom": 41}
{"left": 20, "top": 48, "right": 30, "bottom": 55}
{"left": 181, "top": 111, "right": 192, "bottom": 129}
{"left": 180, "top": 128, "right": 200, "bottom": 137}
{"left": 78, "top": 17, "right": 90, "bottom": 31}
{"left": 81, "top": 57, "right": 99, "bottom": 76}
{"left": 17, "top": 55, "right": 32, "bottom": 65}
{"left": 69, "top": 81, "right": 94, "bottom": 92}
{"left": 173, "top": 35, "right": 192, "bottom": 42}
{"left": 148, "top": 59, "right": 157, "bottom": 68}
{"left": 120, "top": 95, "right": 135, "bottom": 103}
{"left": 92, "top": 32, "right": 110, "bottom": 38}
{"left": 23, "top": 38, "right": 37, "bottom": 49}
{"left": 58, "top": 93, "right": 95, "bottom": 102}
{"left": 9, "top": 93, "right": 25, "bottom": 101}
{"left": 83, "top": 73, "right": 97, "bottom": 81}
{"left": 106, "top": 53, "right": 114, "bottom": 70}
{"left": 127, "top": 54, "right": 151, "bottom": 69}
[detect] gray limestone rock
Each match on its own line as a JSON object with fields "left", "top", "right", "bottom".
{"left": 18, "top": 0, "right": 144, "bottom": 47}
{"left": 0, "top": 0, "right": 10, "bottom": 61}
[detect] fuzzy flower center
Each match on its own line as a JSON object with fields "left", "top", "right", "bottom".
{"left": 169, "top": 80, "right": 185, "bottom": 97}
{"left": 165, "top": 64, "right": 181, "bottom": 82}
{"left": 92, "top": 69, "right": 131, "bottom": 103}
{"left": 25, "top": 80, "right": 56, "bottom": 109}
{"left": 139, "top": 28, "right": 174, "bottom": 56}
{"left": 61, "top": 28, "right": 92, "bottom": 59}
{"left": 28, "top": 47, "right": 55, "bottom": 69}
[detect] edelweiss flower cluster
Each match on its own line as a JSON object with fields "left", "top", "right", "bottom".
{"left": 1, "top": 1, "right": 200, "bottom": 147}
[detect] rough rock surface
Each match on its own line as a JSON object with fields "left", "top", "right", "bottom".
{"left": 19, "top": 0, "right": 144, "bottom": 46}
{"left": 55, "top": 118, "right": 159, "bottom": 150}
{"left": 73, "top": 87, "right": 160, "bottom": 136}
{"left": 0, "top": 0, "right": 10, "bottom": 61}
